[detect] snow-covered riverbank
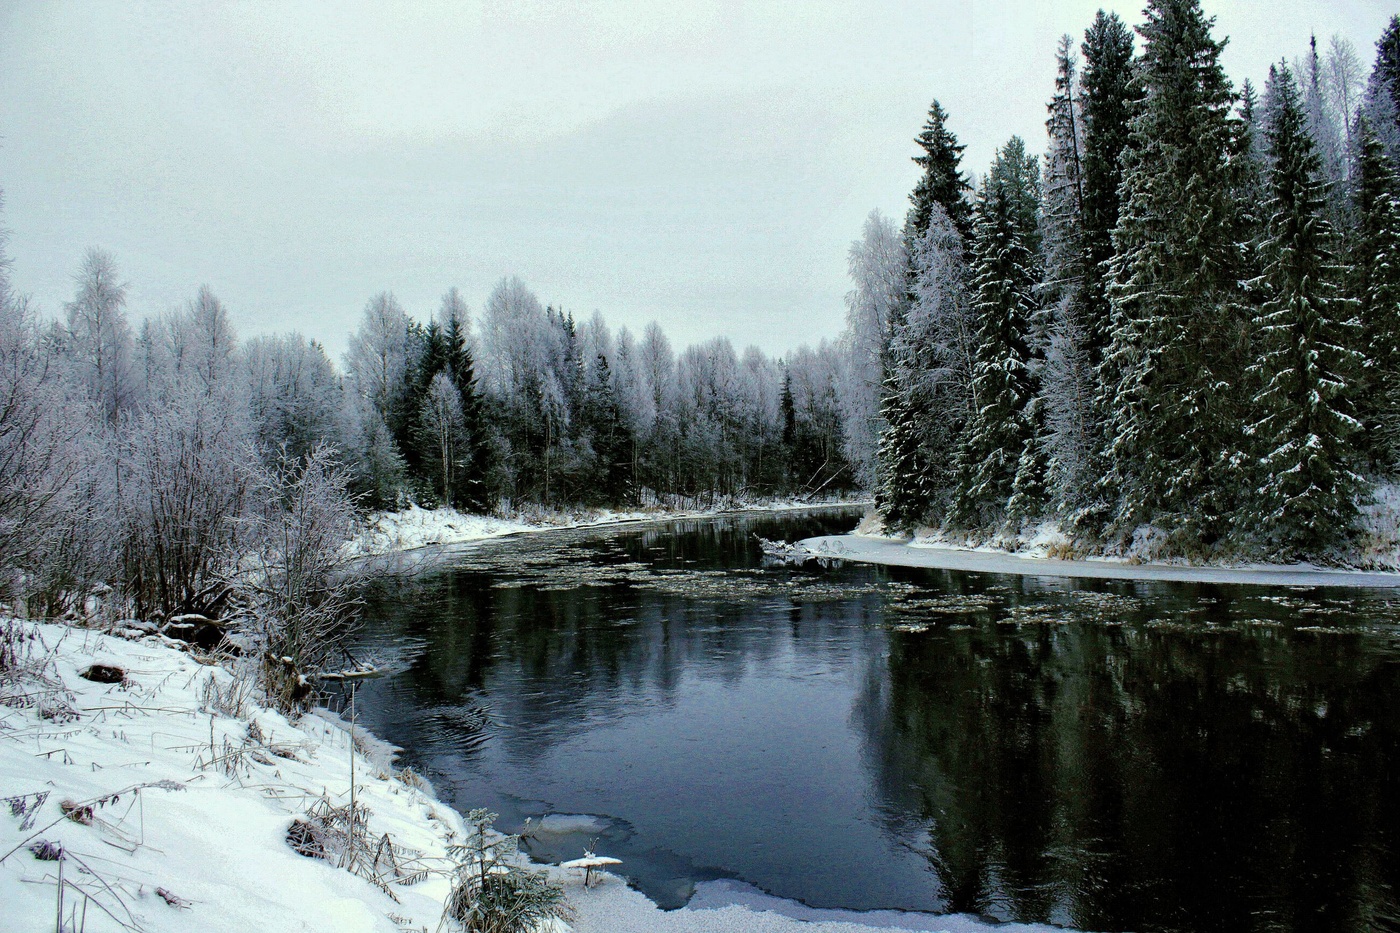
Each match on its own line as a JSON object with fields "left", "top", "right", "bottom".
{"left": 1, "top": 621, "right": 1065, "bottom": 933}
{"left": 348, "top": 497, "right": 870, "bottom": 558}
{"left": 800, "top": 533, "right": 1400, "bottom": 588}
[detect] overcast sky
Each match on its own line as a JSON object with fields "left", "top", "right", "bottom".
{"left": 1, "top": 1, "right": 1395, "bottom": 361}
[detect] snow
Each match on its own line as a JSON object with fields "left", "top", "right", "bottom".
{"left": 1357, "top": 481, "right": 1400, "bottom": 571}
{"left": 348, "top": 498, "right": 871, "bottom": 558}
{"left": 0, "top": 620, "right": 1075, "bottom": 933}
{"left": 345, "top": 504, "right": 536, "bottom": 556}
{"left": 0, "top": 621, "right": 468, "bottom": 933}
{"left": 530, "top": 814, "right": 613, "bottom": 836}
{"left": 566, "top": 878, "right": 1066, "bottom": 933}
{"left": 802, "top": 532, "right": 1400, "bottom": 588}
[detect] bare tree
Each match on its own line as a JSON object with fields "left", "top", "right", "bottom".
{"left": 64, "top": 248, "right": 133, "bottom": 424}
{"left": 116, "top": 385, "right": 253, "bottom": 620}
{"left": 839, "top": 210, "right": 905, "bottom": 488}
{"left": 232, "top": 445, "right": 358, "bottom": 712}
{"left": 345, "top": 292, "right": 409, "bottom": 420}
{"left": 1325, "top": 35, "right": 1364, "bottom": 163}
{"left": 418, "top": 370, "right": 466, "bottom": 508}
{"left": 0, "top": 293, "right": 94, "bottom": 610}
{"left": 246, "top": 332, "right": 342, "bottom": 461}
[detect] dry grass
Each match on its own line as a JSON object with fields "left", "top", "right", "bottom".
{"left": 285, "top": 795, "right": 433, "bottom": 900}
{"left": 0, "top": 620, "right": 78, "bottom": 723}
{"left": 199, "top": 666, "right": 256, "bottom": 720}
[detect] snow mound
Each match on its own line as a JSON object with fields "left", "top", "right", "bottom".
{"left": 0, "top": 621, "right": 473, "bottom": 933}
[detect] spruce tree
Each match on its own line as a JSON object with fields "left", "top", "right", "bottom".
{"left": 1098, "top": 0, "right": 1247, "bottom": 547}
{"left": 877, "top": 101, "right": 973, "bottom": 530}
{"left": 1301, "top": 35, "right": 1346, "bottom": 201}
{"left": 403, "top": 319, "right": 448, "bottom": 491}
{"left": 1248, "top": 63, "right": 1363, "bottom": 557}
{"left": 876, "top": 371, "right": 936, "bottom": 532}
{"left": 1351, "top": 115, "right": 1400, "bottom": 469}
{"left": 582, "top": 352, "right": 630, "bottom": 503}
{"left": 905, "top": 100, "right": 974, "bottom": 244}
{"left": 444, "top": 308, "right": 493, "bottom": 510}
{"left": 951, "top": 139, "right": 1041, "bottom": 530}
{"left": 1041, "top": 35, "right": 1086, "bottom": 313}
{"left": 1067, "top": 10, "right": 1135, "bottom": 528}
{"left": 883, "top": 203, "right": 976, "bottom": 524}
{"left": 1366, "top": 16, "right": 1400, "bottom": 161}
{"left": 1076, "top": 10, "right": 1136, "bottom": 370}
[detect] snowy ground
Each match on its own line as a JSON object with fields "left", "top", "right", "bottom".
{"left": 801, "top": 532, "right": 1400, "bottom": 588}
{"left": 348, "top": 497, "right": 870, "bottom": 558}
{"left": 0, "top": 622, "right": 1068, "bottom": 933}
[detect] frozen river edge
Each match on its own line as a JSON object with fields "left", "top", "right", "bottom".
{"left": 799, "top": 534, "right": 1400, "bottom": 589}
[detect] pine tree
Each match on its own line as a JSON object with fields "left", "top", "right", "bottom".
{"left": 1248, "top": 63, "right": 1363, "bottom": 556}
{"left": 951, "top": 139, "right": 1041, "bottom": 530}
{"left": 1351, "top": 115, "right": 1400, "bottom": 469}
{"left": 1098, "top": 0, "right": 1248, "bottom": 548}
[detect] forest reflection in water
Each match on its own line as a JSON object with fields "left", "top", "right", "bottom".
{"left": 348, "top": 510, "right": 1400, "bottom": 933}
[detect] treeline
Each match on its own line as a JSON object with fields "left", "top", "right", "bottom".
{"left": 843, "top": 1, "right": 1400, "bottom": 560}
{"left": 0, "top": 222, "right": 857, "bottom": 620}
{"left": 341, "top": 276, "right": 856, "bottom": 512}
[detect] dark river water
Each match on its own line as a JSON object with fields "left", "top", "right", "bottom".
{"left": 347, "top": 508, "right": 1400, "bottom": 933}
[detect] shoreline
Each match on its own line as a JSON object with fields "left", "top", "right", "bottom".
{"left": 348, "top": 498, "right": 870, "bottom": 560}
{"left": 800, "top": 534, "right": 1400, "bottom": 589}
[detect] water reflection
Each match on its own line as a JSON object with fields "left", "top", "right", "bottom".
{"left": 349, "top": 510, "right": 1400, "bottom": 933}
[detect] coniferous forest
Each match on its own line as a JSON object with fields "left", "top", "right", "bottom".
{"left": 853, "top": 1, "right": 1400, "bottom": 562}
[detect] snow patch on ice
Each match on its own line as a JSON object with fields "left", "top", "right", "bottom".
{"left": 687, "top": 879, "right": 1067, "bottom": 932}
{"left": 530, "top": 813, "right": 613, "bottom": 836}
{"left": 802, "top": 533, "right": 1400, "bottom": 588}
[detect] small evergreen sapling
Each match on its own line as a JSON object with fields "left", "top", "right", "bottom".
{"left": 441, "top": 809, "right": 572, "bottom": 933}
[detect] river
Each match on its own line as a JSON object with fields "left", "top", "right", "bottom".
{"left": 347, "top": 508, "right": 1400, "bottom": 933}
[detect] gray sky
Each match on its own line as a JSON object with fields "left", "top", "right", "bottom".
{"left": 1, "top": 1, "right": 1394, "bottom": 361}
